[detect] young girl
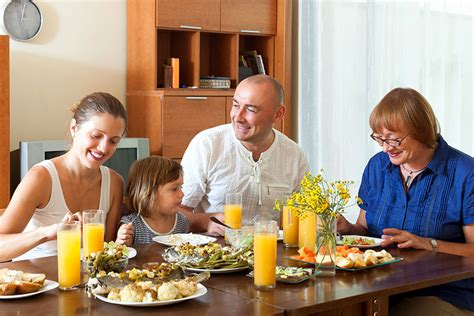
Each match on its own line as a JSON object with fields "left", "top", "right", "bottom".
{"left": 0, "top": 92, "right": 127, "bottom": 261}
{"left": 116, "top": 156, "right": 191, "bottom": 245}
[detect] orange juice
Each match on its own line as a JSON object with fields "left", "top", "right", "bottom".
{"left": 299, "top": 212, "right": 316, "bottom": 251}
{"left": 83, "top": 223, "right": 104, "bottom": 256}
{"left": 57, "top": 228, "right": 81, "bottom": 289}
{"left": 254, "top": 233, "right": 277, "bottom": 288}
{"left": 224, "top": 204, "right": 242, "bottom": 229}
{"left": 283, "top": 206, "right": 299, "bottom": 247}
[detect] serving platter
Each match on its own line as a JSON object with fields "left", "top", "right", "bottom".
{"left": 284, "top": 256, "right": 403, "bottom": 271}
{"left": 336, "top": 235, "right": 383, "bottom": 248}
{"left": 0, "top": 280, "right": 59, "bottom": 299}
{"left": 94, "top": 284, "right": 207, "bottom": 307}
{"left": 153, "top": 234, "right": 217, "bottom": 247}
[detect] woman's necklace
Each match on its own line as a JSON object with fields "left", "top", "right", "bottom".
{"left": 401, "top": 164, "right": 426, "bottom": 189}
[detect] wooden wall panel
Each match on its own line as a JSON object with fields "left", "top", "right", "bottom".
{"left": 0, "top": 35, "right": 10, "bottom": 208}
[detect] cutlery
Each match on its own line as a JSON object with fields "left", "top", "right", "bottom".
{"left": 209, "top": 216, "right": 232, "bottom": 229}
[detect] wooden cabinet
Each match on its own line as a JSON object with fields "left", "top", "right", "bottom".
{"left": 221, "top": 0, "right": 277, "bottom": 35}
{"left": 162, "top": 96, "right": 226, "bottom": 158}
{"left": 0, "top": 36, "right": 9, "bottom": 208}
{"left": 127, "top": 0, "right": 292, "bottom": 158}
{"left": 156, "top": 0, "right": 220, "bottom": 31}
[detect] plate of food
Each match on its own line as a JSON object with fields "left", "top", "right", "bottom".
{"left": 153, "top": 234, "right": 217, "bottom": 247}
{"left": 0, "top": 269, "right": 58, "bottom": 299}
{"left": 337, "top": 235, "right": 382, "bottom": 248}
{"left": 247, "top": 266, "right": 316, "bottom": 284}
{"left": 162, "top": 242, "right": 252, "bottom": 272}
{"left": 81, "top": 243, "right": 136, "bottom": 259}
{"left": 94, "top": 283, "right": 207, "bottom": 307}
{"left": 87, "top": 263, "right": 209, "bottom": 306}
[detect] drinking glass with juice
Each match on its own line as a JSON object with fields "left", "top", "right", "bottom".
{"left": 57, "top": 221, "right": 81, "bottom": 290}
{"left": 254, "top": 220, "right": 278, "bottom": 290}
{"left": 283, "top": 205, "right": 299, "bottom": 247}
{"left": 298, "top": 212, "right": 316, "bottom": 251}
{"left": 224, "top": 193, "right": 243, "bottom": 229}
{"left": 83, "top": 209, "right": 105, "bottom": 257}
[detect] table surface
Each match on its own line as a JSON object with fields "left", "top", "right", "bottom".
{"left": 2, "top": 239, "right": 474, "bottom": 316}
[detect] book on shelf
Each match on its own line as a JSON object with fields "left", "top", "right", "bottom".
{"left": 240, "top": 50, "right": 266, "bottom": 76}
{"left": 163, "top": 65, "right": 172, "bottom": 88}
{"left": 255, "top": 55, "right": 266, "bottom": 75}
{"left": 199, "top": 76, "right": 231, "bottom": 89}
{"left": 168, "top": 57, "right": 179, "bottom": 88}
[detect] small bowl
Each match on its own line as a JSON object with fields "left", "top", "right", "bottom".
{"left": 225, "top": 226, "right": 254, "bottom": 249}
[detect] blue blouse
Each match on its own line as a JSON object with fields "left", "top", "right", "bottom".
{"left": 358, "top": 136, "right": 474, "bottom": 311}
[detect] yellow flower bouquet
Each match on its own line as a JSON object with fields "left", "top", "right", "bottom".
{"left": 275, "top": 171, "right": 360, "bottom": 276}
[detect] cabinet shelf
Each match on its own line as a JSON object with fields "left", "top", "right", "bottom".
{"left": 127, "top": 0, "right": 292, "bottom": 158}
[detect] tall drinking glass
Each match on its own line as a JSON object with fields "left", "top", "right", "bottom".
{"left": 283, "top": 205, "right": 299, "bottom": 247}
{"left": 57, "top": 221, "right": 81, "bottom": 290}
{"left": 254, "top": 220, "right": 278, "bottom": 290}
{"left": 83, "top": 209, "right": 105, "bottom": 257}
{"left": 224, "top": 193, "right": 243, "bottom": 229}
{"left": 298, "top": 212, "right": 316, "bottom": 251}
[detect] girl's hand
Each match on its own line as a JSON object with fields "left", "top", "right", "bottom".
{"left": 381, "top": 228, "right": 432, "bottom": 250}
{"left": 116, "top": 223, "right": 133, "bottom": 246}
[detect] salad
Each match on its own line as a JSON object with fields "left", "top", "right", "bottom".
{"left": 342, "top": 236, "right": 376, "bottom": 246}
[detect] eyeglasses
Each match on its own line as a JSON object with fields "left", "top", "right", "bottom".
{"left": 370, "top": 133, "right": 408, "bottom": 147}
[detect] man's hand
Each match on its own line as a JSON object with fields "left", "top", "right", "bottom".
{"left": 206, "top": 212, "right": 225, "bottom": 236}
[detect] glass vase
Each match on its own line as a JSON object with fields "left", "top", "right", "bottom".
{"left": 315, "top": 214, "right": 337, "bottom": 277}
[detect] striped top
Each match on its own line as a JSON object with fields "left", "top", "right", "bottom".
{"left": 120, "top": 212, "right": 190, "bottom": 244}
{"left": 358, "top": 135, "right": 474, "bottom": 311}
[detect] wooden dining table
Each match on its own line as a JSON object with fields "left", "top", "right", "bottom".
{"left": 2, "top": 239, "right": 474, "bottom": 316}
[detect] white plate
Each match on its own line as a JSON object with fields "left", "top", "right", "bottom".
{"left": 0, "top": 279, "right": 59, "bottom": 299}
{"left": 81, "top": 247, "right": 137, "bottom": 259}
{"left": 94, "top": 283, "right": 207, "bottom": 307}
{"left": 185, "top": 266, "right": 249, "bottom": 274}
{"left": 337, "top": 235, "right": 383, "bottom": 248}
{"left": 153, "top": 234, "right": 217, "bottom": 247}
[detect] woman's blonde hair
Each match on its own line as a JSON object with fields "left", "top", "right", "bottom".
{"left": 126, "top": 156, "right": 182, "bottom": 217}
{"left": 369, "top": 88, "right": 440, "bottom": 148}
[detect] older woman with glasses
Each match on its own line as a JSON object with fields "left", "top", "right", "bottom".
{"left": 338, "top": 87, "right": 474, "bottom": 316}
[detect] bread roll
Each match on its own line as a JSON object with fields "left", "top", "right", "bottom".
{"left": 336, "top": 257, "right": 353, "bottom": 269}
{"left": 0, "top": 269, "right": 46, "bottom": 295}
{"left": 0, "top": 283, "right": 16, "bottom": 295}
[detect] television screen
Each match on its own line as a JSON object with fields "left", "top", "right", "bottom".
{"left": 21, "top": 138, "right": 150, "bottom": 186}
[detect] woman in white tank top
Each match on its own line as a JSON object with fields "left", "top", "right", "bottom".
{"left": 0, "top": 92, "right": 128, "bottom": 261}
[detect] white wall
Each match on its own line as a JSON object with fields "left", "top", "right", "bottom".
{"left": 1, "top": 0, "right": 126, "bottom": 151}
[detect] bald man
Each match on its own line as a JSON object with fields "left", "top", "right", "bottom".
{"left": 180, "top": 75, "right": 308, "bottom": 235}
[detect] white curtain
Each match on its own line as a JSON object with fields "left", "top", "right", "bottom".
{"left": 297, "top": 0, "right": 474, "bottom": 222}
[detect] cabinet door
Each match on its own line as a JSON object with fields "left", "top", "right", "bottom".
{"left": 162, "top": 96, "right": 226, "bottom": 158}
{"left": 157, "top": 0, "right": 220, "bottom": 31}
{"left": 221, "top": 0, "right": 277, "bottom": 35}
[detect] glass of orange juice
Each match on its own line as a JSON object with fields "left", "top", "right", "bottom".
{"left": 83, "top": 209, "right": 105, "bottom": 257}
{"left": 57, "top": 221, "right": 81, "bottom": 290}
{"left": 283, "top": 205, "right": 299, "bottom": 247}
{"left": 224, "top": 193, "right": 243, "bottom": 229}
{"left": 298, "top": 212, "right": 316, "bottom": 251}
{"left": 253, "top": 220, "right": 278, "bottom": 290}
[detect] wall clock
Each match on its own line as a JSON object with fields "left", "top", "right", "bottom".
{"left": 3, "top": 0, "right": 42, "bottom": 41}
